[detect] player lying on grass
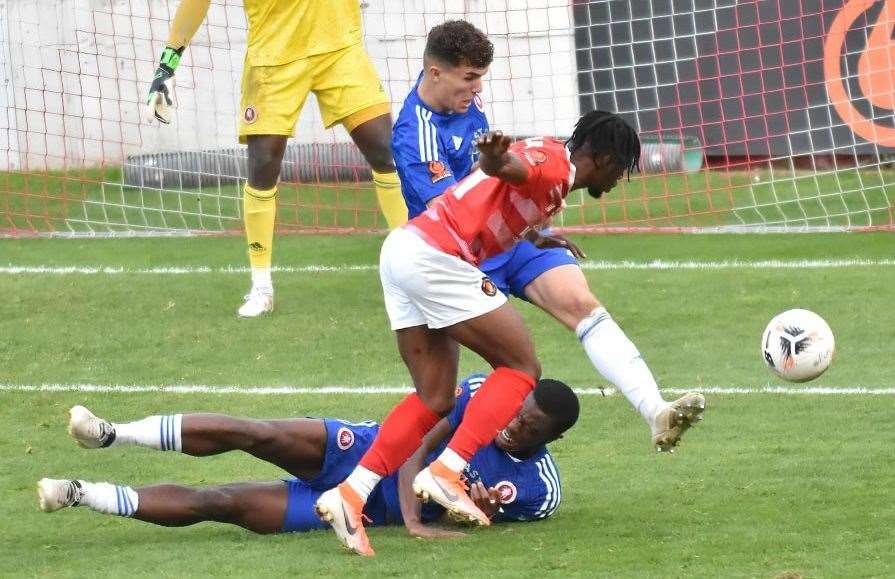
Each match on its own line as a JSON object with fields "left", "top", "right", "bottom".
{"left": 393, "top": 20, "right": 702, "bottom": 453}
{"left": 146, "top": 0, "right": 408, "bottom": 318}
{"left": 315, "top": 112, "right": 706, "bottom": 556}
{"left": 37, "top": 375, "right": 578, "bottom": 537}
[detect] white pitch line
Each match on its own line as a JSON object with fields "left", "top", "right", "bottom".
{"left": 2, "top": 258, "right": 894, "bottom": 275}
{"left": 1, "top": 384, "right": 893, "bottom": 395}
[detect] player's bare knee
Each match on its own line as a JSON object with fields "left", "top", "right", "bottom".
{"left": 498, "top": 358, "right": 541, "bottom": 382}
{"left": 362, "top": 147, "right": 395, "bottom": 173}
{"left": 567, "top": 291, "right": 601, "bottom": 326}
{"left": 193, "top": 487, "right": 236, "bottom": 522}
{"left": 417, "top": 390, "right": 455, "bottom": 417}
{"left": 519, "top": 359, "right": 542, "bottom": 382}
{"left": 244, "top": 419, "right": 282, "bottom": 449}
{"left": 195, "top": 487, "right": 239, "bottom": 521}
{"left": 246, "top": 138, "right": 286, "bottom": 189}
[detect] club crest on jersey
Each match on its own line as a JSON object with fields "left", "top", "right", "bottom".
{"left": 428, "top": 160, "right": 451, "bottom": 183}
{"left": 243, "top": 106, "right": 257, "bottom": 124}
{"left": 481, "top": 276, "right": 497, "bottom": 296}
{"left": 336, "top": 427, "right": 355, "bottom": 450}
{"left": 495, "top": 481, "right": 517, "bottom": 504}
{"left": 455, "top": 385, "right": 463, "bottom": 397}
{"left": 523, "top": 150, "right": 548, "bottom": 166}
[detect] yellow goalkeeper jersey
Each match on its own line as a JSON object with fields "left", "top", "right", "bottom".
{"left": 244, "top": 0, "right": 363, "bottom": 65}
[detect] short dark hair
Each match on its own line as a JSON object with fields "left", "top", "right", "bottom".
{"left": 424, "top": 20, "right": 493, "bottom": 69}
{"left": 533, "top": 379, "right": 580, "bottom": 438}
{"left": 566, "top": 110, "right": 641, "bottom": 180}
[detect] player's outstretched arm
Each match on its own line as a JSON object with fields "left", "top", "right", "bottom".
{"left": 144, "top": 0, "right": 211, "bottom": 125}
{"left": 475, "top": 131, "right": 529, "bottom": 183}
{"left": 523, "top": 229, "right": 587, "bottom": 259}
{"left": 397, "top": 418, "right": 466, "bottom": 539}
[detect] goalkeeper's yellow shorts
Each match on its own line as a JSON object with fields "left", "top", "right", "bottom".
{"left": 238, "top": 43, "right": 390, "bottom": 142}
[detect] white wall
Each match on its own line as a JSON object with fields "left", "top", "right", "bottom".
{"left": 0, "top": 0, "right": 578, "bottom": 170}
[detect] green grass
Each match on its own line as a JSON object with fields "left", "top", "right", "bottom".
{"left": 2, "top": 166, "right": 893, "bottom": 234}
{"left": 2, "top": 233, "right": 895, "bottom": 577}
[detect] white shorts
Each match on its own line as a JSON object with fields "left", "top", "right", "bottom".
{"left": 379, "top": 227, "right": 507, "bottom": 330}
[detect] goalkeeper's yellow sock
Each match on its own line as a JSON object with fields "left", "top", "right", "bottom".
{"left": 243, "top": 184, "right": 277, "bottom": 288}
{"left": 372, "top": 169, "right": 408, "bottom": 229}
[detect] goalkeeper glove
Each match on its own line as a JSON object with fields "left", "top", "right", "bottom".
{"left": 144, "top": 46, "right": 184, "bottom": 125}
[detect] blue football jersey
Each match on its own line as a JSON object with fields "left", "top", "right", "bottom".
{"left": 391, "top": 73, "right": 489, "bottom": 218}
{"left": 379, "top": 373, "right": 563, "bottom": 523}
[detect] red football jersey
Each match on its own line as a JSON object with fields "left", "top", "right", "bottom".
{"left": 405, "top": 137, "right": 576, "bottom": 266}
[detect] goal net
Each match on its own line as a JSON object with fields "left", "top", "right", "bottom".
{"left": 1, "top": 0, "right": 893, "bottom": 236}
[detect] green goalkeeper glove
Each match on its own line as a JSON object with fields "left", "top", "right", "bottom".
{"left": 144, "top": 46, "right": 184, "bottom": 125}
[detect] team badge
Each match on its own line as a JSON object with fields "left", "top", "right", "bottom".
{"left": 336, "top": 427, "right": 355, "bottom": 450}
{"left": 455, "top": 385, "right": 463, "bottom": 397}
{"left": 524, "top": 150, "right": 548, "bottom": 165}
{"left": 428, "top": 160, "right": 452, "bottom": 183}
{"left": 494, "top": 481, "right": 517, "bottom": 504}
{"left": 481, "top": 276, "right": 497, "bottom": 296}
{"left": 243, "top": 106, "right": 257, "bottom": 124}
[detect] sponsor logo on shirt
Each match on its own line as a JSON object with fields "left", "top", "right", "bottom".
{"left": 336, "top": 427, "right": 355, "bottom": 450}
{"left": 495, "top": 481, "right": 517, "bottom": 504}
{"left": 428, "top": 160, "right": 452, "bottom": 183}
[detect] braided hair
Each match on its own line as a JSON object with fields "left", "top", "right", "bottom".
{"left": 566, "top": 110, "right": 641, "bottom": 181}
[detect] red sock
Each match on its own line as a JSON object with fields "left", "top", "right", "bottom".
{"left": 359, "top": 393, "right": 440, "bottom": 476}
{"left": 447, "top": 367, "right": 536, "bottom": 461}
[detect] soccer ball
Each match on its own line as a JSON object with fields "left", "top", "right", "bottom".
{"left": 761, "top": 309, "right": 835, "bottom": 382}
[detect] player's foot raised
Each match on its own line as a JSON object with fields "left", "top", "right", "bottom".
{"left": 651, "top": 392, "right": 706, "bottom": 452}
{"left": 314, "top": 483, "right": 374, "bottom": 557}
{"left": 37, "top": 478, "right": 81, "bottom": 512}
{"left": 413, "top": 460, "right": 490, "bottom": 526}
{"left": 68, "top": 405, "right": 115, "bottom": 449}
{"left": 237, "top": 286, "right": 274, "bottom": 318}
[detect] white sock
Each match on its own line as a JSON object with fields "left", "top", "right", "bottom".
{"left": 436, "top": 448, "right": 467, "bottom": 473}
{"left": 75, "top": 480, "right": 139, "bottom": 517}
{"left": 111, "top": 414, "right": 182, "bottom": 451}
{"left": 343, "top": 466, "right": 381, "bottom": 503}
{"left": 251, "top": 268, "right": 272, "bottom": 291}
{"left": 576, "top": 307, "right": 666, "bottom": 424}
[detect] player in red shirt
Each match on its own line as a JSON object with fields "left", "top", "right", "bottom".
{"left": 406, "top": 135, "right": 573, "bottom": 265}
{"left": 317, "top": 111, "right": 660, "bottom": 556}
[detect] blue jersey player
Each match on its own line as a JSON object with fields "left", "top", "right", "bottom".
{"left": 37, "top": 375, "right": 579, "bottom": 538}
{"left": 391, "top": 21, "right": 705, "bottom": 453}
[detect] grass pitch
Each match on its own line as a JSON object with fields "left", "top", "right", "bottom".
{"left": 2, "top": 232, "right": 894, "bottom": 577}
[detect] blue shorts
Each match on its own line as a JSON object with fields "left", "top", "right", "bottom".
{"left": 481, "top": 241, "right": 578, "bottom": 300}
{"left": 281, "top": 419, "right": 382, "bottom": 533}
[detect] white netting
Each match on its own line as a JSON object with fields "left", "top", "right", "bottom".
{"left": 0, "top": 0, "right": 892, "bottom": 235}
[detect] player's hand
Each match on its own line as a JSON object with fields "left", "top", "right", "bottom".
{"left": 406, "top": 522, "right": 467, "bottom": 539}
{"left": 144, "top": 46, "right": 184, "bottom": 125}
{"left": 475, "top": 131, "right": 513, "bottom": 159}
{"left": 531, "top": 233, "right": 587, "bottom": 259}
{"left": 469, "top": 481, "right": 501, "bottom": 520}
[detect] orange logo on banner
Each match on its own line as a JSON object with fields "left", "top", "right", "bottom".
{"left": 824, "top": 0, "right": 895, "bottom": 146}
